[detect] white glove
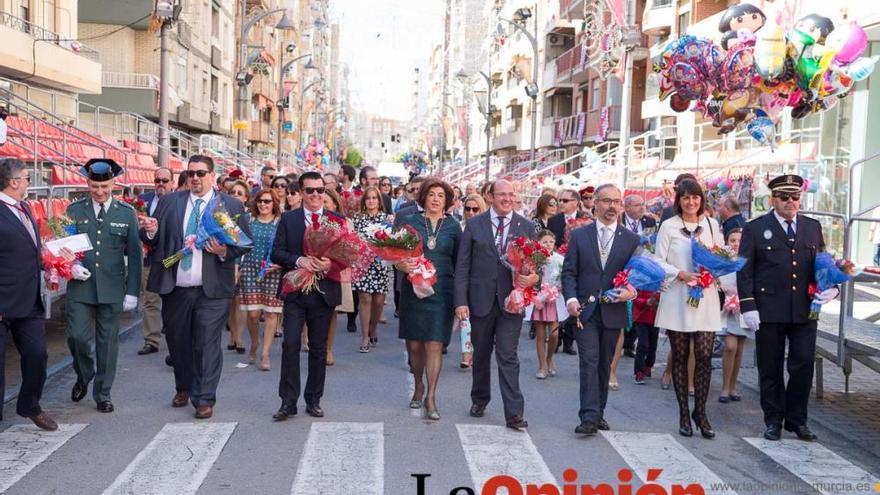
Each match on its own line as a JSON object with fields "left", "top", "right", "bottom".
{"left": 814, "top": 287, "right": 840, "bottom": 305}
{"left": 71, "top": 264, "right": 91, "bottom": 281}
{"left": 122, "top": 295, "right": 138, "bottom": 312}
{"left": 742, "top": 310, "right": 761, "bottom": 332}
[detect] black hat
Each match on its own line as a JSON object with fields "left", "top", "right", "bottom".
{"left": 768, "top": 174, "right": 804, "bottom": 194}
{"left": 80, "top": 158, "right": 123, "bottom": 181}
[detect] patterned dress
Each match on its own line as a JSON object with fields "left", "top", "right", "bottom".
{"left": 352, "top": 212, "right": 391, "bottom": 294}
{"left": 238, "top": 217, "right": 283, "bottom": 313}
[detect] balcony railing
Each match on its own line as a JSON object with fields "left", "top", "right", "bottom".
{"left": 560, "top": 0, "right": 575, "bottom": 15}
{"left": 555, "top": 42, "right": 589, "bottom": 78}
{"left": 0, "top": 11, "right": 99, "bottom": 62}
{"left": 554, "top": 113, "right": 587, "bottom": 146}
{"left": 653, "top": 0, "right": 673, "bottom": 7}
{"left": 585, "top": 105, "right": 622, "bottom": 140}
{"left": 102, "top": 72, "right": 160, "bottom": 90}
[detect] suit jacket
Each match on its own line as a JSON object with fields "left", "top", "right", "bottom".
{"left": 453, "top": 210, "right": 536, "bottom": 318}
{"left": 393, "top": 203, "right": 421, "bottom": 228}
{"left": 0, "top": 201, "right": 42, "bottom": 318}
{"left": 67, "top": 198, "right": 142, "bottom": 305}
{"left": 737, "top": 212, "right": 824, "bottom": 324}
{"left": 139, "top": 192, "right": 159, "bottom": 267}
{"left": 547, "top": 211, "right": 589, "bottom": 248}
{"left": 561, "top": 222, "right": 639, "bottom": 328}
{"left": 271, "top": 208, "right": 343, "bottom": 308}
{"left": 141, "top": 190, "right": 250, "bottom": 299}
{"left": 382, "top": 193, "right": 393, "bottom": 215}
{"left": 619, "top": 214, "right": 656, "bottom": 234}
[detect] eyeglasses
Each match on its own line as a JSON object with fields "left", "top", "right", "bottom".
{"left": 407, "top": 188, "right": 418, "bottom": 194}
{"left": 547, "top": 202, "right": 557, "bottom": 207}
{"left": 257, "top": 199, "right": 274, "bottom": 205}
{"left": 185, "top": 170, "right": 210, "bottom": 178}
{"left": 264, "top": 174, "right": 277, "bottom": 180}
{"left": 559, "top": 198, "right": 575, "bottom": 203}
{"left": 154, "top": 178, "right": 171, "bottom": 184}
{"left": 380, "top": 182, "right": 391, "bottom": 187}
{"left": 14, "top": 175, "right": 30, "bottom": 182}
{"left": 287, "top": 190, "right": 299, "bottom": 196}
{"left": 464, "top": 206, "right": 480, "bottom": 213}
{"left": 597, "top": 198, "right": 622, "bottom": 206}
{"left": 581, "top": 196, "right": 594, "bottom": 201}
{"left": 774, "top": 193, "right": 801, "bottom": 202}
{"left": 303, "top": 187, "right": 326, "bottom": 195}
{"left": 230, "top": 190, "right": 246, "bottom": 197}
{"left": 272, "top": 183, "right": 288, "bottom": 189}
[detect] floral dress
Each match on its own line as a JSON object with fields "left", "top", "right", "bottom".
{"left": 352, "top": 212, "right": 391, "bottom": 294}
{"left": 238, "top": 217, "right": 283, "bottom": 313}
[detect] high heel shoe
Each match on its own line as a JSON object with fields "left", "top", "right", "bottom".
{"left": 692, "top": 412, "right": 715, "bottom": 439}
{"left": 679, "top": 414, "right": 693, "bottom": 437}
{"left": 425, "top": 409, "right": 440, "bottom": 420}
{"left": 258, "top": 355, "right": 270, "bottom": 371}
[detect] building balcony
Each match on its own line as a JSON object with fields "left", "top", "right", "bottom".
{"left": 553, "top": 112, "right": 587, "bottom": 146}
{"left": 81, "top": 72, "right": 159, "bottom": 120}
{"left": 247, "top": 121, "right": 273, "bottom": 144}
{"left": 560, "top": 0, "right": 587, "bottom": 20}
{"left": 492, "top": 123, "right": 522, "bottom": 151}
{"left": 554, "top": 42, "right": 591, "bottom": 85}
{"left": 585, "top": 105, "right": 622, "bottom": 141}
{"left": 642, "top": 0, "right": 675, "bottom": 36}
{"left": 0, "top": 12, "right": 101, "bottom": 93}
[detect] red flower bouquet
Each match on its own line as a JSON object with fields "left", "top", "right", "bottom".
{"left": 38, "top": 215, "right": 83, "bottom": 291}
{"left": 121, "top": 196, "right": 147, "bottom": 216}
{"left": 340, "top": 189, "right": 363, "bottom": 216}
{"left": 503, "top": 236, "right": 551, "bottom": 314}
{"left": 365, "top": 224, "right": 437, "bottom": 299}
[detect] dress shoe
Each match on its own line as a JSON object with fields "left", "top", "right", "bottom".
{"left": 138, "top": 344, "right": 158, "bottom": 355}
{"left": 273, "top": 403, "right": 297, "bottom": 421}
{"left": 195, "top": 405, "right": 213, "bottom": 419}
{"left": 596, "top": 418, "right": 610, "bottom": 431}
{"left": 784, "top": 423, "right": 817, "bottom": 441}
{"left": 728, "top": 394, "right": 741, "bottom": 402}
{"left": 71, "top": 381, "right": 88, "bottom": 402}
{"left": 763, "top": 424, "right": 782, "bottom": 441}
{"left": 718, "top": 395, "right": 730, "bottom": 404}
{"left": 97, "top": 401, "right": 114, "bottom": 413}
{"left": 306, "top": 404, "right": 324, "bottom": 418}
{"left": 679, "top": 415, "right": 693, "bottom": 437}
{"left": 29, "top": 412, "right": 58, "bottom": 431}
{"left": 469, "top": 404, "right": 486, "bottom": 418}
{"left": 563, "top": 346, "right": 577, "bottom": 356}
{"left": 165, "top": 355, "right": 173, "bottom": 367}
{"left": 575, "top": 422, "right": 598, "bottom": 435}
{"left": 172, "top": 392, "right": 190, "bottom": 408}
{"left": 506, "top": 416, "right": 528, "bottom": 430}
{"left": 691, "top": 412, "right": 715, "bottom": 439}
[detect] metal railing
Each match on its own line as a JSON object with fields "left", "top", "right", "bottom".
{"left": 0, "top": 11, "right": 99, "bottom": 62}
{"left": 102, "top": 72, "right": 160, "bottom": 90}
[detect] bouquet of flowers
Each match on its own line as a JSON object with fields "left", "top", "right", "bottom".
{"left": 38, "top": 215, "right": 83, "bottom": 291}
{"left": 638, "top": 227, "right": 658, "bottom": 253}
{"left": 808, "top": 253, "right": 857, "bottom": 320}
{"left": 533, "top": 284, "right": 560, "bottom": 310}
{"left": 601, "top": 255, "right": 666, "bottom": 303}
{"left": 280, "top": 215, "right": 373, "bottom": 296}
{"left": 562, "top": 217, "right": 592, "bottom": 246}
{"left": 121, "top": 196, "right": 147, "bottom": 216}
{"left": 162, "top": 197, "right": 253, "bottom": 268}
{"left": 722, "top": 292, "right": 740, "bottom": 314}
{"left": 340, "top": 189, "right": 363, "bottom": 216}
{"left": 503, "top": 236, "right": 551, "bottom": 314}
{"left": 364, "top": 224, "right": 437, "bottom": 298}
{"left": 687, "top": 238, "right": 747, "bottom": 307}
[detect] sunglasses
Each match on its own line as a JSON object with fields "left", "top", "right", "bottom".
{"left": 303, "top": 187, "right": 326, "bottom": 195}
{"left": 154, "top": 178, "right": 171, "bottom": 184}
{"left": 774, "top": 193, "right": 801, "bottom": 202}
{"left": 407, "top": 188, "right": 418, "bottom": 194}
{"left": 287, "top": 190, "right": 299, "bottom": 195}
{"left": 464, "top": 206, "right": 480, "bottom": 212}
{"left": 185, "top": 170, "right": 210, "bottom": 178}
{"left": 559, "top": 198, "right": 576, "bottom": 203}
{"left": 581, "top": 196, "right": 594, "bottom": 201}
{"left": 264, "top": 174, "right": 277, "bottom": 180}
{"left": 547, "top": 202, "right": 557, "bottom": 207}
{"left": 230, "top": 190, "right": 246, "bottom": 196}
{"left": 380, "top": 182, "right": 391, "bottom": 187}
{"left": 272, "top": 183, "right": 288, "bottom": 189}
{"left": 257, "top": 199, "right": 274, "bottom": 205}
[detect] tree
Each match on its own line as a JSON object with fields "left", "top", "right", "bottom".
{"left": 343, "top": 146, "right": 363, "bottom": 167}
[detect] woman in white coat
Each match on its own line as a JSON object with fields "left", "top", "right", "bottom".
{"left": 655, "top": 179, "right": 724, "bottom": 439}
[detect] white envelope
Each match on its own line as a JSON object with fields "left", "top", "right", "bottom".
{"left": 45, "top": 234, "right": 93, "bottom": 256}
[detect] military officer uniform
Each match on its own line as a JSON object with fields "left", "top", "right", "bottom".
{"left": 737, "top": 174, "right": 826, "bottom": 441}
{"left": 66, "top": 159, "right": 142, "bottom": 412}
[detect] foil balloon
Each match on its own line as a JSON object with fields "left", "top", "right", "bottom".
{"left": 818, "top": 67, "right": 854, "bottom": 98}
{"left": 846, "top": 56, "right": 879, "bottom": 82}
{"left": 714, "top": 90, "right": 752, "bottom": 134}
{"left": 825, "top": 22, "right": 868, "bottom": 65}
{"left": 747, "top": 115, "right": 776, "bottom": 148}
{"left": 754, "top": 23, "right": 787, "bottom": 79}
{"left": 717, "top": 181, "right": 730, "bottom": 194}
{"left": 718, "top": 3, "right": 766, "bottom": 50}
{"left": 719, "top": 45, "right": 756, "bottom": 92}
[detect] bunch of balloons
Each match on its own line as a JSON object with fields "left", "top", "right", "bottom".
{"left": 297, "top": 140, "right": 330, "bottom": 169}
{"left": 654, "top": 4, "right": 877, "bottom": 147}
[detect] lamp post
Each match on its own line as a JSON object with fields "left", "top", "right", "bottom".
{"left": 499, "top": 7, "right": 539, "bottom": 169}
{"left": 457, "top": 69, "right": 494, "bottom": 182}
{"left": 276, "top": 51, "right": 312, "bottom": 168}
{"left": 298, "top": 76, "right": 324, "bottom": 147}
{"left": 236, "top": 6, "right": 295, "bottom": 153}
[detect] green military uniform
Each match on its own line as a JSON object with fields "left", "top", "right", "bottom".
{"left": 66, "top": 192, "right": 142, "bottom": 404}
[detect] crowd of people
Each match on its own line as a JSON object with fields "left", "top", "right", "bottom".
{"left": 0, "top": 156, "right": 836, "bottom": 443}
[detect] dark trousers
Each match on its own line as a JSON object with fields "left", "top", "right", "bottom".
{"left": 561, "top": 320, "right": 575, "bottom": 351}
{"left": 470, "top": 301, "right": 525, "bottom": 419}
{"left": 0, "top": 312, "right": 47, "bottom": 419}
{"left": 633, "top": 323, "right": 659, "bottom": 374}
{"left": 162, "top": 287, "right": 231, "bottom": 407}
{"left": 280, "top": 292, "right": 334, "bottom": 406}
{"left": 575, "top": 312, "right": 620, "bottom": 424}
{"left": 348, "top": 289, "right": 359, "bottom": 328}
{"left": 623, "top": 327, "right": 637, "bottom": 352}
{"left": 393, "top": 268, "right": 401, "bottom": 310}
{"left": 756, "top": 321, "right": 817, "bottom": 428}
{"left": 67, "top": 301, "right": 122, "bottom": 402}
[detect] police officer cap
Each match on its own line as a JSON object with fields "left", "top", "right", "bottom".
{"left": 768, "top": 174, "right": 803, "bottom": 194}
{"left": 80, "top": 158, "right": 123, "bottom": 181}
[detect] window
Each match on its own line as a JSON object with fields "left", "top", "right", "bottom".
{"left": 591, "top": 79, "right": 601, "bottom": 110}
{"left": 176, "top": 56, "right": 189, "bottom": 99}
{"left": 211, "top": 6, "right": 220, "bottom": 39}
{"left": 44, "top": 0, "right": 56, "bottom": 33}
{"left": 19, "top": 0, "right": 30, "bottom": 22}
{"left": 677, "top": 13, "right": 690, "bottom": 36}
{"left": 607, "top": 77, "right": 622, "bottom": 106}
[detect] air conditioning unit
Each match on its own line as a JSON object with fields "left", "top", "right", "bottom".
{"left": 547, "top": 34, "right": 564, "bottom": 46}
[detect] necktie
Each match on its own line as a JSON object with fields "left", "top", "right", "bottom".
{"left": 97, "top": 203, "right": 106, "bottom": 224}
{"left": 311, "top": 212, "right": 320, "bottom": 229}
{"left": 785, "top": 220, "right": 795, "bottom": 242}
{"left": 494, "top": 216, "right": 507, "bottom": 253}
{"left": 599, "top": 227, "right": 611, "bottom": 268}
{"left": 13, "top": 202, "right": 37, "bottom": 245}
{"left": 629, "top": 218, "right": 639, "bottom": 233}
{"left": 182, "top": 198, "right": 203, "bottom": 271}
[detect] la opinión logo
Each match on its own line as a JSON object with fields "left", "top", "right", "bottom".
{"left": 413, "top": 468, "right": 707, "bottom": 495}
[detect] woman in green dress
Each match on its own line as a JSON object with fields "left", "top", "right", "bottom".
{"left": 396, "top": 178, "right": 461, "bottom": 420}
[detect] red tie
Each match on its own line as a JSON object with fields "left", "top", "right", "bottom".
{"left": 311, "top": 212, "right": 320, "bottom": 229}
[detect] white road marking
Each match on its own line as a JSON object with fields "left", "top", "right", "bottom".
{"left": 102, "top": 422, "right": 236, "bottom": 495}
{"left": 0, "top": 423, "right": 87, "bottom": 493}
{"left": 745, "top": 438, "right": 877, "bottom": 495}
{"left": 602, "top": 431, "right": 738, "bottom": 495}
{"left": 456, "top": 424, "right": 557, "bottom": 492}
{"left": 291, "top": 422, "right": 384, "bottom": 495}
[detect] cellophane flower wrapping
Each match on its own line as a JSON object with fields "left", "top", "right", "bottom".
{"left": 121, "top": 196, "right": 147, "bottom": 216}
{"left": 38, "top": 215, "right": 83, "bottom": 291}
{"left": 638, "top": 228, "right": 658, "bottom": 254}
{"left": 602, "top": 255, "right": 666, "bottom": 303}
{"left": 364, "top": 223, "right": 437, "bottom": 299}
{"left": 533, "top": 283, "right": 560, "bottom": 310}
{"left": 340, "top": 190, "right": 363, "bottom": 216}
{"left": 503, "top": 237, "right": 550, "bottom": 314}
{"left": 687, "top": 238, "right": 746, "bottom": 308}
{"left": 808, "top": 253, "right": 856, "bottom": 320}
{"left": 280, "top": 215, "right": 373, "bottom": 297}
{"left": 162, "top": 197, "right": 253, "bottom": 268}
{"left": 460, "top": 318, "right": 473, "bottom": 353}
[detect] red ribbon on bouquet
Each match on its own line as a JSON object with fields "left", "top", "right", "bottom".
{"left": 409, "top": 257, "right": 437, "bottom": 299}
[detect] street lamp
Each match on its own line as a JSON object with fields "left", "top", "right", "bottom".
{"left": 236, "top": 7, "right": 296, "bottom": 153}
{"left": 276, "top": 50, "right": 312, "bottom": 169}
{"left": 299, "top": 78, "right": 325, "bottom": 147}
{"left": 498, "top": 8, "right": 539, "bottom": 169}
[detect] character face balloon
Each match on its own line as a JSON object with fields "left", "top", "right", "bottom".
{"left": 824, "top": 22, "right": 868, "bottom": 65}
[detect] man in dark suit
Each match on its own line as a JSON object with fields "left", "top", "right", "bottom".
{"left": 0, "top": 159, "right": 57, "bottom": 430}
{"left": 454, "top": 179, "right": 539, "bottom": 430}
{"left": 738, "top": 174, "right": 835, "bottom": 442}
{"left": 271, "top": 172, "right": 342, "bottom": 420}
{"left": 620, "top": 194, "right": 658, "bottom": 358}
{"left": 562, "top": 184, "right": 639, "bottom": 436}
{"left": 136, "top": 167, "right": 174, "bottom": 355}
{"left": 141, "top": 155, "right": 251, "bottom": 420}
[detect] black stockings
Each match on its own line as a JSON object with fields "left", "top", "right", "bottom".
{"left": 668, "top": 330, "right": 714, "bottom": 426}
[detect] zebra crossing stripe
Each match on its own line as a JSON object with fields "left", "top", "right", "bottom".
{"left": 456, "top": 424, "right": 557, "bottom": 492}
{"left": 745, "top": 438, "right": 877, "bottom": 495}
{"left": 102, "top": 422, "right": 236, "bottom": 495}
{"left": 0, "top": 423, "right": 87, "bottom": 493}
{"left": 291, "top": 422, "right": 384, "bottom": 495}
{"left": 601, "top": 431, "right": 738, "bottom": 495}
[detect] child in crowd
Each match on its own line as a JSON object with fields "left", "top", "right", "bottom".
{"left": 718, "top": 228, "right": 750, "bottom": 403}
{"left": 525, "top": 230, "right": 565, "bottom": 379}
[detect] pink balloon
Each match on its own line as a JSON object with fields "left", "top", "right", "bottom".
{"left": 828, "top": 22, "right": 868, "bottom": 65}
